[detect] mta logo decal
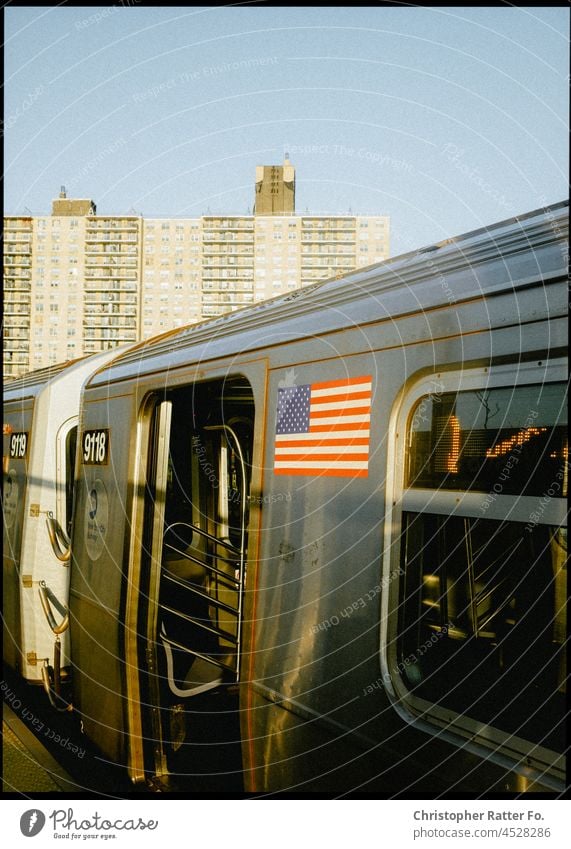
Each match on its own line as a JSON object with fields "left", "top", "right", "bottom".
{"left": 20, "top": 810, "right": 46, "bottom": 837}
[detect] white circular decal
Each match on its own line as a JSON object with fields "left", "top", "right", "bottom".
{"left": 84, "top": 478, "right": 109, "bottom": 561}
{"left": 3, "top": 469, "right": 20, "bottom": 529}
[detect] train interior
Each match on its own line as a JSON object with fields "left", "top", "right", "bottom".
{"left": 141, "top": 376, "right": 254, "bottom": 785}
{"left": 398, "top": 381, "right": 567, "bottom": 754}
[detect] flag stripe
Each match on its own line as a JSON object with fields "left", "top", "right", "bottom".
{"left": 312, "top": 377, "right": 372, "bottom": 391}
{"left": 275, "top": 435, "right": 370, "bottom": 446}
{"left": 311, "top": 390, "right": 372, "bottom": 405}
{"left": 275, "top": 468, "right": 369, "bottom": 478}
{"left": 310, "top": 402, "right": 372, "bottom": 415}
{"left": 274, "top": 460, "right": 369, "bottom": 470}
{"left": 275, "top": 454, "right": 369, "bottom": 460}
{"left": 309, "top": 414, "right": 370, "bottom": 426}
{"left": 276, "top": 446, "right": 370, "bottom": 456}
{"left": 309, "top": 422, "right": 370, "bottom": 433}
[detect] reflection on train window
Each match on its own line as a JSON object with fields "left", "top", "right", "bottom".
{"left": 407, "top": 383, "right": 567, "bottom": 496}
{"left": 398, "top": 516, "right": 566, "bottom": 751}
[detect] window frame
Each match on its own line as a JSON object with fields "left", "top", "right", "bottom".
{"left": 56, "top": 417, "right": 79, "bottom": 535}
{"left": 381, "top": 358, "right": 567, "bottom": 785}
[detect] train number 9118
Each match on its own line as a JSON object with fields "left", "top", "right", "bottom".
{"left": 82, "top": 429, "right": 109, "bottom": 465}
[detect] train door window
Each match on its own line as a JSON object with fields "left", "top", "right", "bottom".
{"left": 146, "top": 377, "right": 254, "bottom": 704}
{"left": 56, "top": 422, "right": 78, "bottom": 537}
{"left": 385, "top": 361, "right": 567, "bottom": 778}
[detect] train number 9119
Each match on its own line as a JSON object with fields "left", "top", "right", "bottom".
{"left": 9, "top": 432, "right": 28, "bottom": 459}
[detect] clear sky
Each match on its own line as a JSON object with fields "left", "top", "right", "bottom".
{"left": 4, "top": 5, "right": 569, "bottom": 255}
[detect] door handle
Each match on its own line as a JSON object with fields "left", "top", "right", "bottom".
{"left": 46, "top": 516, "right": 71, "bottom": 563}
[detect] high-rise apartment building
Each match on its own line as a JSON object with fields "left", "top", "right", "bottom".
{"left": 4, "top": 162, "right": 389, "bottom": 379}
{"left": 254, "top": 155, "right": 295, "bottom": 215}
{"left": 51, "top": 186, "right": 96, "bottom": 217}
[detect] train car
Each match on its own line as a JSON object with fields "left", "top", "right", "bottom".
{"left": 2, "top": 349, "right": 129, "bottom": 702}
{"left": 68, "top": 201, "right": 567, "bottom": 794}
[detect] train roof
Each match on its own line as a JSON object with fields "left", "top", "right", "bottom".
{"left": 3, "top": 346, "right": 132, "bottom": 402}
{"left": 89, "top": 201, "right": 568, "bottom": 388}
{"left": 3, "top": 357, "right": 89, "bottom": 401}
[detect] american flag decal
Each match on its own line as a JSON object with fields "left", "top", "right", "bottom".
{"left": 274, "top": 376, "right": 373, "bottom": 477}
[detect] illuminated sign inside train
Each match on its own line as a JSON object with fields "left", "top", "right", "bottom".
{"left": 82, "top": 429, "right": 109, "bottom": 465}
{"left": 9, "top": 432, "right": 28, "bottom": 459}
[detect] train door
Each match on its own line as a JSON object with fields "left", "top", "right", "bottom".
{"left": 36, "top": 418, "right": 78, "bottom": 701}
{"left": 133, "top": 376, "right": 255, "bottom": 787}
{"left": 3, "top": 404, "right": 34, "bottom": 672}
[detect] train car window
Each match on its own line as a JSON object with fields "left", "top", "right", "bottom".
{"left": 398, "top": 515, "right": 566, "bottom": 750}
{"left": 407, "top": 383, "right": 567, "bottom": 495}
{"left": 386, "top": 365, "right": 567, "bottom": 775}
{"left": 65, "top": 426, "right": 78, "bottom": 535}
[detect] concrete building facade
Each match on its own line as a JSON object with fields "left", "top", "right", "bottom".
{"left": 4, "top": 165, "right": 389, "bottom": 379}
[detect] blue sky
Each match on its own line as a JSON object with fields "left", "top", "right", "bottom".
{"left": 4, "top": 5, "right": 569, "bottom": 255}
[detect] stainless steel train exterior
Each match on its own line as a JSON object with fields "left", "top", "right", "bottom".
{"left": 18, "top": 202, "right": 568, "bottom": 795}
{"left": 2, "top": 350, "right": 128, "bottom": 693}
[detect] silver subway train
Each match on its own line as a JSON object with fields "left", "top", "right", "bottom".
{"left": 3, "top": 202, "right": 568, "bottom": 795}
{"left": 2, "top": 349, "right": 129, "bottom": 700}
